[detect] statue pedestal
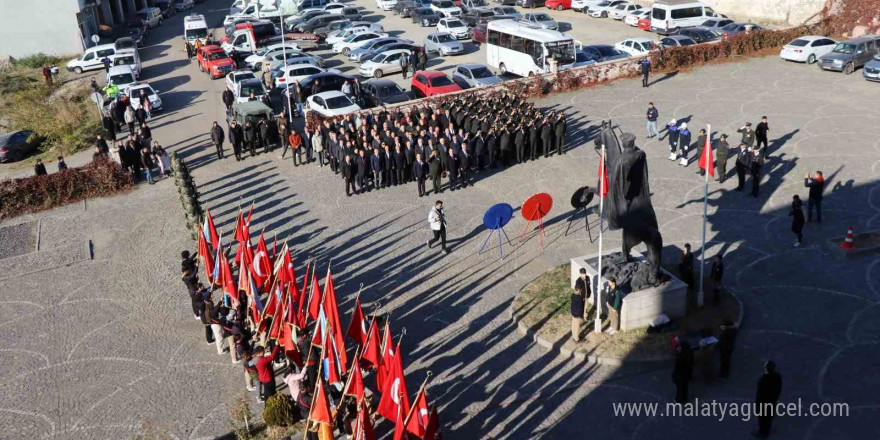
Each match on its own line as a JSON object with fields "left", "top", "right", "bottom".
{"left": 571, "top": 248, "right": 687, "bottom": 331}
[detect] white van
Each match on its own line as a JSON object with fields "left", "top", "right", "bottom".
{"left": 111, "top": 49, "right": 142, "bottom": 79}
{"left": 66, "top": 44, "right": 118, "bottom": 73}
{"left": 650, "top": 0, "right": 720, "bottom": 34}
{"left": 106, "top": 65, "right": 137, "bottom": 88}
{"left": 184, "top": 14, "right": 209, "bottom": 44}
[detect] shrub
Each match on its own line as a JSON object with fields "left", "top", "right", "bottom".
{"left": 263, "top": 393, "right": 299, "bottom": 427}
{"left": 0, "top": 158, "right": 133, "bottom": 219}
{"left": 13, "top": 53, "right": 63, "bottom": 69}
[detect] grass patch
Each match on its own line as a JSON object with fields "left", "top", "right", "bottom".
{"left": 513, "top": 263, "right": 740, "bottom": 361}
{"left": 12, "top": 53, "right": 64, "bottom": 69}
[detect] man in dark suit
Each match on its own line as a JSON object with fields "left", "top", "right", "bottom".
{"left": 428, "top": 149, "right": 442, "bottom": 194}
{"left": 413, "top": 153, "right": 427, "bottom": 197}
{"left": 459, "top": 144, "right": 471, "bottom": 188}
{"left": 342, "top": 154, "right": 356, "bottom": 196}
{"left": 528, "top": 121, "right": 539, "bottom": 161}
{"left": 370, "top": 147, "right": 383, "bottom": 190}
{"left": 473, "top": 131, "right": 485, "bottom": 170}
{"left": 357, "top": 149, "right": 370, "bottom": 192}
{"left": 228, "top": 121, "right": 244, "bottom": 161}
{"left": 754, "top": 361, "right": 783, "bottom": 438}
{"left": 382, "top": 144, "right": 394, "bottom": 187}
{"left": 554, "top": 114, "right": 566, "bottom": 155}
{"left": 393, "top": 145, "right": 406, "bottom": 186}
{"left": 445, "top": 147, "right": 458, "bottom": 191}
{"left": 541, "top": 118, "right": 553, "bottom": 158}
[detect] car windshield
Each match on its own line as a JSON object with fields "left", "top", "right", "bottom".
{"left": 447, "top": 19, "right": 465, "bottom": 27}
{"left": 131, "top": 87, "right": 155, "bottom": 97}
{"left": 547, "top": 40, "right": 576, "bottom": 64}
{"left": 470, "top": 67, "right": 493, "bottom": 78}
{"left": 377, "top": 84, "right": 404, "bottom": 96}
{"left": 114, "top": 56, "right": 135, "bottom": 65}
{"left": 788, "top": 39, "right": 809, "bottom": 47}
{"left": 596, "top": 1, "right": 610, "bottom": 6}
{"left": 373, "top": 54, "right": 389, "bottom": 62}
{"left": 502, "top": 7, "right": 515, "bottom": 13}
{"left": 576, "top": 51, "right": 591, "bottom": 62}
{"left": 325, "top": 95, "right": 354, "bottom": 109}
{"left": 186, "top": 28, "right": 208, "bottom": 39}
{"left": 533, "top": 14, "right": 550, "bottom": 20}
{"left": 110, "top": 73, "right": 135, "bottom": 84}
{"left": 436, "top": 34, "right": 454, "bottom": 43}
{"left": 239, "top": 83, "right": 265, "bottom": 97}
{"left": 429, "top": 76, "right": 454, "bottom": 86}
{"left": 437, "top": 1, "right": 454, "bottom": 7}
{"left": 832, "top": 43, "right": 855, "bottom": 54}
{"left": 596, "top": 46, "right": 620, "bottom": 56}
{"left": 235, "top": 72, "right": 256, "bottom": 82}
{"left": 207, "top": 52, "right": 229, "bottom": 61}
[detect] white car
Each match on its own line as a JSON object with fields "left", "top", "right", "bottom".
{"left": 430, "top": 0, "right": 462, "bottom": 18}
{"left": 306, "top": 91, "right": 361, "bottom": 117}
{"left": 120, "top": 82, "right": 163, "bottom": 112}
{"left": 326, "top": 25, "right": 381, "bottom": 45}
{"left": 614, "top": 37, "right": 656, "bottom": 56}
{"left": 243, "top": 44, "right": 300, "bottom": 69}
{"left": 571, "top": 0, "right": 602, "bottom": 13}
{"left": 376, "top": 0, "right": 398, "bottom": 10}
{"left": 323, "top": 2, "right": 346, "bottom": 13}
{"left": 587, "top": 0, "right": 627, "bottom": 17}
{"left": 437, "top": 17, "right": 469, "bottom": 40}
{"left": 225, "top": 69, "right": 257, "bottom": 92}
{"left": 275, "top": 64, "right": 328, "bottom": 88}
{"left": 780, "top": 36, "right": 837, "bottom": 64}
{"left": 358, "top": 49, "right": 411, "bottom": 78}
{"left": 233, "top": 78, "right": 268, "bottom": 104}
{"left": 624, "top": 9, "right": 649, "bottom": 26}
{"left": 608, "top": 2, "right": 641, "bottom": 20}
{"left": 332, "top": 32, "right": 386, "bottom": 55}
{"left": 107, "top": 65, "right": 137, "bottom": 89}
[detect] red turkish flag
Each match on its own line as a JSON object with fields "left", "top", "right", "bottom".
{"left": 277, "top": 247, "right": 296, "bottom": 285}
{"left": 308, "top": 379, "right": 333, "bottom": 425}
{"left": 376, "top": 339, "right": 410, "bottom": 421}
{"left": 322, "top": 268, "right": 347, "bottom": 373}
{"left": 698, "top": 134, "right": 715, "bottom": 177}
{"left": 393, "top": 403, "right": 406, "bottom": 440}
{"left": 352, "top": 400, "right": 377, "bottom": 440}
{"left": 308, "top": 272, "right": 322, "bottom": 321}
{"left": 598, "top": 153, "right": 609, "bottom": 199}
{"left": 344, "top": 356, "right": 366, "bottom": 403}
{"left": 405, "top": 387, "right": 430, "bottom": 437}
{"left": 218, "top": 246, "right": 236, "bottom": 306}
{"left": 251, "top": 233, "right": 271, "bottom": 287}
{"left": 423, "top": 406, "right": 442, "bottom": 440}
{"left": 346, "top": 296, "right": 367, "bottom": 346}
{"left": 324, "top": 324, "right": 343, "bottom": 385}
{"left": 296, "top": 261, "right": 311, "bottom": 328}
{"left": 197, "top": 227, "right": 214, "bottom": 284}
{"left": 280, "top": 322, "right": 303, "bottom": 367}
{"left": 204, "top": 209, "right": 219, "bottom": 250}
{"left": 377, "top": 322, "right": 394, "bottom": 390}
{"left": 361, "top": 318, "right": 381, "bottom": 371}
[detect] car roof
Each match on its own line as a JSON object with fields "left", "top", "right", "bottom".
{"left": 428, "top": 32, "right": 453, "bottom": 37}
{"left": 792, "top": 35, "right": 825, "bottom": 41}
{"left": 419, "top": 70, "right": 448, "bottom": 78}
{"left": 203, "top": 45, "right": 225, "bottom": 52}
{"left": 458, "top": 63, "right": 488, "bottom": 69}
{"left": 282, "top": 62, "right": 323, "bottom": 70}
{"left": 0, "top": 130, "right": 32, "bottom": 145}
{"left": 239, "top": 78, "right": 263, "bottom": 86}
{"left": 842, "top": 34, "right": 879, "bottom": 43}
{"left": 235, "top": 101, "right": 273, "bottom": 113}
{"left": 625, "top": 37, "right": 654, "bottom": 43}
{"left": 365, "top": 78, "right": 399, "bottom": 87}
{"left": 665, "top": 35, "right": 692, "bottom": 40}
{"left": 108, "top": 65, "right": 134, "bottom": 74}
{"left": 313, "top": 90, "right": 348, "bottom": 99}
{"left": 377, "top": 49, "right": 411, "bottom": 57}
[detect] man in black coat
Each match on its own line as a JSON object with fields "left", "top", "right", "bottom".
{"left": 382, "top": 145, "right": 394, "bottom": 187}
{"left": 244, "top": 121, "right": 258, "bottom": 157}
{"left": 228, "top": 121, "right": 244, "bottom": 161}
{"left": 310, "top": 80, "right": 322, "bottom": 98}
{"left": 259, "top": 120, "right": 271, "bottom": 153}
{"left": 754, "top": 361, "right": 783, "bottom": 438}
{"left": 540, "top": 118, "right": 553, "bottom": 158}
{"left": 554, "top": 114, "right": 566, "bottom": 155}
{"left": 370, "top": 147, "right": 383, "bottom": 190}
{"left": 94, "top": 134, "right": 109, "bottom": 155}
{"left": 513, "top": 124, "right": 525, "bottom": 164}
{"left": 428, "top": 150, "right": 442, "bottom": 194}
{"left": 404, "top": 142, "right": 416, "bottom": 182}
{"left": 211, "top": 121, "right": 225, "bottom": 160}
{"left": 356, "top": 149, "right": 370, "bottom": 192}
{"left": 804, "top": 171, "right": 825, "bottom": 223}
{"left": 445, "top": 147, "right": 459, "bottom": 191}
{"left": 749, "top": 146, "right": 762, "bottom": 198}
{"left": 718, "top": 320, "right": 737, "bottom": 378}
{"left": 393, "top": 145, "right": 406, "bottom": 185}
{"left": 101, "top": 115, "right": 116, "bottom": 141}
{"left": 34, "top": 159, "right": 47, "bottom": 176}
{"left": 458, "top": 144, "right": 471, "bottom": 188}
{"left": 413, "top": 153, "right": 427, "bottom": 197}
{"left": 222, "top": 88, "right": 235, "bottom": 113}
{"left": 672, "top": 341, "right": 693, "bottom": 403}
{"left": 528, "top": 121, "right": 539, "bottom": 161}
{"left": 342, "top": 154, "right": 356, "bottom": 196}
{"left": 734, "top": 143, "right": 749, "bottom": 191}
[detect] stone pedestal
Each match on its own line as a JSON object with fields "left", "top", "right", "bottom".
{"left": 571, "top": 248, "right": 687, "bottom": 331}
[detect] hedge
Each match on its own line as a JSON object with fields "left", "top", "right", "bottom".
{"left": 0, "top": 158, "right": 133, "bottom": 219}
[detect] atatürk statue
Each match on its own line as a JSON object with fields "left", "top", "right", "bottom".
{"left": 597, "top": 126, "right": 665, "bottom": 287}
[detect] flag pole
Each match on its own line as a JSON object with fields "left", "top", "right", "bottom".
{"left": 303, "top": 352, "right": 326, "bottom": 440}
{"left": 402, "top": 373, "right": 432, "bottom": 430}
{"left": 334, "top": 346, "right": 362, "bottom": 423}
{"left": 698, "top": 124, "right": 710, "bottom": 308}
{"left": 594, "top": 144, "right": 605, "bottom": 334}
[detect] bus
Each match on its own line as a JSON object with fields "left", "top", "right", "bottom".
{"left": 184, "top": 14, "right": 209, "bottom": 44}
{"left": 485, "top": 19, "right": 576, "bottom": 77}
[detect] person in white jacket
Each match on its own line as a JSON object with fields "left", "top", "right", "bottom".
{"left": 427, "top": 200, "right": 449, "bottom": 254}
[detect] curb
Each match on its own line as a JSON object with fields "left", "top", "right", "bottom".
{"left": 509, "top": 287, "right": 745, "bottom": 366}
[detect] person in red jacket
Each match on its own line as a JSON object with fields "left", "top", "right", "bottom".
{"left": 255, "top": 344, "right": 280, "bottom": 402}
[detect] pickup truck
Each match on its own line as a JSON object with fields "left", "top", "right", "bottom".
{"left": 222, "top": 23, "right": 321, "bottom": 55}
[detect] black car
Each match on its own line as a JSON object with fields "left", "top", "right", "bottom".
{"left": 340, "top": 6, "right": 363, "bottom": 21}
{"left": 579, "top": 44, "right": 628, "bottom": 63}
{"left": 362, "top": 79, "right": 411, "bottom": 107}
{"left": 412, "top": 8, "right": 441, "bottom": 26}
{"left": 156, "top": 0, "right": 176, "bottom": 18}
{"left": 298, "top": 72, "right": 354, "bottom": 99}
{"left": 0, "top": 130, "right": 38, "bottom": 163}
{"left": 461, "top": 9, "right": 496, "bottom": 27}
{"left": 394, "top": 0, "right": 415, "bottom": 15}
{"left": 677, "top": 27, "right": 720, "bottom": 43}
{"left": 519, "top": 0, "right": 545, "bottom": 8}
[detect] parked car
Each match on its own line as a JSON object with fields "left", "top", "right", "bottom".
{"left": 572, "top": 50, "right": 597, "bottom": 67}
{"left": 0, "top": 130, "right": 38, "bottom": 163}
{"left": 451, "top": 63, "right": 501, "bottom": 88}
{"left": 430, "top": 0, "right": 463, "bottom": 17}
{"left": 677, "top": 27, "right": 720, "bottom": 43}
{"left": 659, "top": 35, "right": 696, "bottom": 47}
{"left": 326, "top": 24, "right": 384, "bottom": 45}
{"left": 349, "top": 37, "right": 405, "bottom": 62}
{"left": 520, "top": 12, "right": 557, "bottom": 30}
{"left": 340, "top": 6, "right": 364, "bottom": 21}
{"left": 359, "top": 41, "right": 418, "bottom": 63}
{"left": 470, "top": 23, "right": 488, "bottom": 43}
{"left": 819, "top": 35, "right": 880, "bottom": 74}
{"left": 298, "top": 71, "right": 354, "bottom": 99}
{"left": 779, "top": 36, "right": 837, "bottom": 64}
{"left": 120, "top": 82, "right": 163, "bottom": 112}
{"left": 313, "top": 19, "right": 350, "bottom": 38}
{"left": 608, "top": 2, "right": 641, "bottom": 20}
{"left": 226, "top": 69, "right": 257, "bottom": 92}
{"left": 322, "top": 2, "right": 346, "bottom": 14}
{"left": 519, "top": 0, "right": 546, "bottom": 8}
{"left": 700, "top": 17, "right": 733, "bottom": 33}
{"left": 411, "top": 71, "right": 462, "bottom": 97}
{"left": 233, "top": 78, "right": 269, "bottom": 104}
{"left": 306, "top": 91, "right": 361, "bottom": 117}
{"left": 136, "top": 7, "right": 163, "bottom": 28}
{"left": 461, "top": 9, "right": 497, "bottom": 26}
{"left": 66, "top": 43, "right": 118, "bottom": 74}
{"left": 413, "top": 8, "right": 442, "bottom": 26}
{"left": 614, "top": 37, "right": 656, "bottom": 56}
{"left": 376, "top": 0, "right": 399, "bottom": 11}
{"left": 545, "top": 0, "right": 571, "bottom": 10}
{"left": 638, "top": 16, "right": 650, "bottom": 30}
{"left": 294, "top": 14, "right": 339, "bottom": 33}
{"left": 578, "top": 44, "right": 628, "bottom": 63}
{"left": 197, "top": 45, "right": 237, "bottom": 78}
{"left": 571, "top": 0, "right": 602, "bottom": 13}
{"left": 359, "top": 49, "right": 412, "bottom": 77}
{"left": 285, "top": 10, "right": 327, "bottom": 30}
{"left": 587, "top": 0, "right": 627, "bottom": 18}
{"left": 332, "top": 32, "right": 385, "bottom": 55}
{"left": 624, "top": 9, "right": 649, "bottom": 26}
{"left": 156, "top": 0, "right": 177, "bottom": 18}
{"left": 111, "top": 49, "right": 142, "bottom": 79}
{"left": 267, "top": 53, "right": 325, "bottom": 71}
{"left": 490, "top": 5, "right": 520, "bottom": 18}
{"left": 275, "top": 64, "right": 328, "bottom": 88}
{"left": 243, "top": 44, "right": 301, "bottom": 69}
{"left": 362, "top": 79, "right": 411, "bottom": 107}
{"left": 437, "top": 17, "right": 470, "bottom": 40}
{"left": 493, "top": 0, "right": 517, "bottom": 5}
{"left": 107, "top": 65, "right": 137, "bottom": 88}
{"left": 864, "top": 54, "right": 880, "bottom": 81}
{"left": 176, "top": 0, "right": 194, "bottom": 11}
{"left": 719, "top": 22, "right": 764, "bottom": 37}
{"left": 424, "top": 32, "right": 465, "bottom": 55}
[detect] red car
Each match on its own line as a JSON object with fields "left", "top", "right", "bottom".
{"left": 197, "top": 45, "right": 236, "bottom": 79}
{"left": 411, "top": 71, "right": 462, "bottom": 98}
{"left": 638, "top": 17, "right": 651, "bottom": 31}
{"left": 470, "top": 24, "right": 487, "bottom": 43}
{"left": 545, "top": 0, "right": 571, "bottom": 10}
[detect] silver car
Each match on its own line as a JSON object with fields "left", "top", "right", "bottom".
{"left": 520, "top": 12, "right": 557, "bottom": 30}
{"left": 491, "top": 5, "right": 520, "bottom": 18}
{"left": 424, "top": 32, "right": 464, "bottom": 55}
{"left": 452, "top": 63, "right": 502, "bottom": 88}
{"left": 348, "top": 37, "right": 403, "bottom": 62}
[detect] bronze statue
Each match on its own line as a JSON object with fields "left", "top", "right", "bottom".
{"left": 597, "top": 125, "right": 665, "bottom": 287}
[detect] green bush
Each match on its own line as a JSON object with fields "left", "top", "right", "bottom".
{"left": 13, "top": 53, "right": 63, "bottom": 69}
{"left": 263, "top": 394, "right": 298, "bottom": 427}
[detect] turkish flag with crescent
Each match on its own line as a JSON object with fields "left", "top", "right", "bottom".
{"left": 346, "top": 296, "right": 367, "bottom": 346}
{"left": 423, "top": 406, "right": 441, "bottom": 440}
{"left": 344, "top": 354, "right": 366, "bottom": 403}
{"left": 308, "top": 379, "right": 333, "bottom": 425}
{"left": 376, "top": 339, "right": 410, "bottom": 421}
{"left": 376, "top": 322, "right": 394, "bottom": 390}
{"left": 405, "top": 386, "right": 430, "bottom": 437}
{"left": 252, "top": 233, "right": 271, "bottom": 287}
{"left": 360, "top": 318, "right": 381, "bottom": 371}
{"left": 352, "top": 400, "right": 377, "bottom": 440}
